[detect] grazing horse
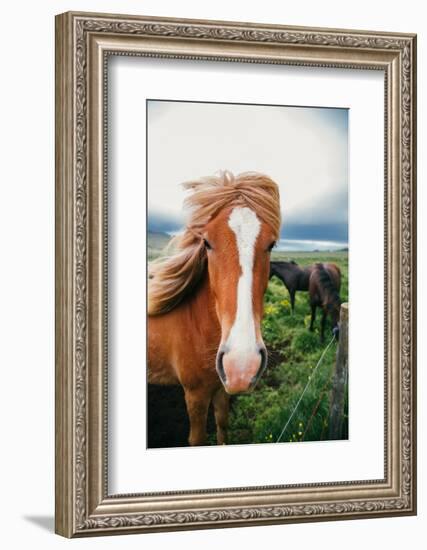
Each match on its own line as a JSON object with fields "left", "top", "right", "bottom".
{"left": 308, "top": 262, "right": 342, "bottom": 342}
{"left": 148, "top": 171, "right": 281, "bottom": 446}
{"left": 269, "top": 260, "right": 313, "bottom": 312}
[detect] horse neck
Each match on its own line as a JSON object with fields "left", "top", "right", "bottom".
{"left": 270, "top": 264, "right": 278, "bottom": 278}
{"left": 181, "top": 273, "right": 220, "bottom": 338}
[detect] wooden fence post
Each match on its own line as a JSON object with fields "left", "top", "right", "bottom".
{"left": 328, "top": 302, "right": 349, "bottom": 440}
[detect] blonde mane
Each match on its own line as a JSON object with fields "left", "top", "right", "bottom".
{"left": 148, "top": 171, "right": 281, "bottom": 316}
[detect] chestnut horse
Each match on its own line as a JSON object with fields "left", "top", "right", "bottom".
{"left": 148, "top": 171, "right": 281, "bottom": 446}
{"left": 308, "top": 262, "right": 342, "bottom": 341}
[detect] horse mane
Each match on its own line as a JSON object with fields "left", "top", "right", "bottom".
{"left": 270, "top": 260, "right": 297, "bottom": 272}
{"left": 315, "top": 263, "right": 341, "bottom": 308}
{"left": 148, "top": 171, "right": 281, "bottom": 316}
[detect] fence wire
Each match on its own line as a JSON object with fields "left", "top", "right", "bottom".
{"left": 276, "top": 334, "right": 336, "bottom": 443}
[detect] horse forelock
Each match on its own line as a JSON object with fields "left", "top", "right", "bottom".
{"left": 148, "top": 171, "right": 281, "bottom": 316}
{"left": 183, "top": 171, "right": 281, "bottom": 239}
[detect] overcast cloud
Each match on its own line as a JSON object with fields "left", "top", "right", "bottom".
{"left": 148, "top": 100, "right": 348, "bottom": 243}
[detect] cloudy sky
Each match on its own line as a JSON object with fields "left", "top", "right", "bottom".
{"left": 147, "top": 100, "right": 348, "bottom": 245}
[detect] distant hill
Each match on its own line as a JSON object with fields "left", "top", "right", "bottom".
{"left": 148, "top": 230, "right": 171, "bottom": 259}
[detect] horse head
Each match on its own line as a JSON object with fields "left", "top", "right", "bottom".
{"left": 203, "top": 205, "right": 277, "bottom": 394}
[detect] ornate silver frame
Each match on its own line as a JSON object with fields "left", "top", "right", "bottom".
{"left": 55, "top": 11, "right": 417, "bottom": 537}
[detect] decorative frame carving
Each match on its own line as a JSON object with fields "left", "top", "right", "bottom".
{"left": 55, "top": 11, "right": 417, "bottom": 537}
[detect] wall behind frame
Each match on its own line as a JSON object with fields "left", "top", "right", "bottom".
{"left": 0, "top": 0, "right": 424, "bottom": 548}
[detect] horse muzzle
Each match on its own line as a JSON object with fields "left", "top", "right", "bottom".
{"left": 216, "top": 345, "right": 267, "bottom": 395}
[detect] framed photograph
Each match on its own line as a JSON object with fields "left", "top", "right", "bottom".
{"left": 55, "top": 11, "right": 417, "bottom": 537}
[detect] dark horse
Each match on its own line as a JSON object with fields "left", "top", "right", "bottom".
{"left": 269, "top": 261, "right": 313, "bottom": 312}
{"left": 308, "top": 262, "right": 342, "bottom": 341}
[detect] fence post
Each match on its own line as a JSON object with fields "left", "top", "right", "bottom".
{"left": 328, "top": 302, "right": 349, "bottom": 440}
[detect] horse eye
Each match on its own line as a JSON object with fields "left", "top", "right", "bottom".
{"left": 203, "top": 238, "right": 212, "bottom": 250}
{"left": 267, "top": 241, "right": 276, "bottom": 252}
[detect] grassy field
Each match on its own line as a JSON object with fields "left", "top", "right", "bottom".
{"left": 147, "top": 232, "right": 348, "bottom": 447}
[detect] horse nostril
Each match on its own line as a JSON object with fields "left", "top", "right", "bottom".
{"left": 216, "top": 350, "right": 226, "bottom": 384}
{"left": 250, "top": 347, "right": 268, "bottom": 389}
{"left": 259, "top": 347, "right": 267, "bottom": 371}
